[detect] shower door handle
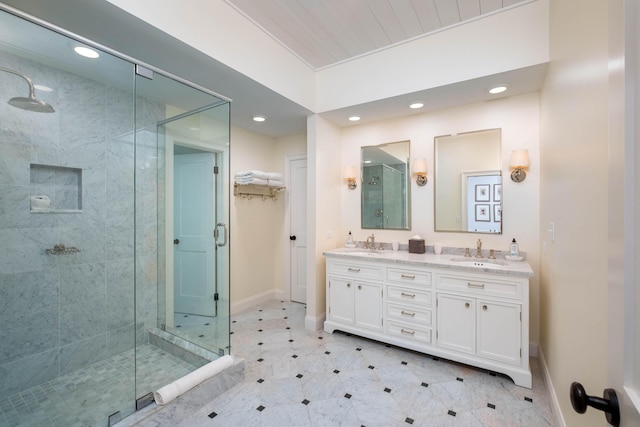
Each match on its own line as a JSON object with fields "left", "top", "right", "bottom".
{"left": 215, "top": 223, "right": 227, "bottom": 247}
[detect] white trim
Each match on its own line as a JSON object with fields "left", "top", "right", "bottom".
{"left": 305, "top": 313, "right": 326, "bottom": 331}
{"left": 231, "top": 290, "right": 282, "bottom": 315}
{"left": 538, "top": 346, "right": 567, "bottom": 427}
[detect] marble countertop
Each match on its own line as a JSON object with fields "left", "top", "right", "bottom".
{"left": 323, "top": 247, "right": 534, "bottom": 278}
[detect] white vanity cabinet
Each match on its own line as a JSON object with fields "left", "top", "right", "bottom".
{"left": 324, "top": 251, "right": 532, "bottom": 388}
{"left": 326, "top": 260, "right": 383, "bottom": 332}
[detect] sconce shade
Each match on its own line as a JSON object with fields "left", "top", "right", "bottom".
{"left": 509, "top": 150, "right": 530, "bottom": 168}
{"left": 343, "top": 165, "right": 356, "bottom": 179}
{"left": 412, "top": 158, "right": 427, "bottom": 174}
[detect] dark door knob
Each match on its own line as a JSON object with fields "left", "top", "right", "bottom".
{"left": 173, "top": 239, "right": 179, "bottom": 245}
{"left": 290, "top": 235, "right": 297, "bottom": 241}
{"left": 570, "top": 382, "right": 620, "bottom": 426}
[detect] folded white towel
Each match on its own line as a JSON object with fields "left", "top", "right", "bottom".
{"left": 267, "top": 180, "right": 284, "bottom": 187}
{"left": 235, "top": 177, "right": 269, "bottom": 186}
{"left": 235, "top": 170, "right": 283, "bottom": 181}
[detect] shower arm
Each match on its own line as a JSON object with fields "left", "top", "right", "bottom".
{"left": 0, "top": 66, "right": 37, "bottom": 98}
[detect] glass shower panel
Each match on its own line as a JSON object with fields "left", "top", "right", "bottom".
{"left": 0, "top": 8, "right": 138, "bottom": 426}
{"left": 133, "top": 71, "right": 230, "bottom": 400}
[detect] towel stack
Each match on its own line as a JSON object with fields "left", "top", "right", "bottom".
{"left": 235, "top": 170, "right": 284, "bottom": 187}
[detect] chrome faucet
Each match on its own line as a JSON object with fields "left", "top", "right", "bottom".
{"left": 476, "top": 238, "right": 483, "bottom": 258}
{"left": 365, "top": 233, "right": 375, "bottom": 249}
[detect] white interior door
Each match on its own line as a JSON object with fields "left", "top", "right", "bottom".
{"left": 174, "top": 152, "right": 216, "bottom": 316}
{"left": 289, "top": 156, "right": 307, "bottom": 303}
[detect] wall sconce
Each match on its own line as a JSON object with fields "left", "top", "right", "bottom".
{"left": 509, "top": 149, "right": 530, "bottom": 182}
{"left": 412, "top": 158, "right": 428, "bottom": 186}
{"left": 343, "top": 165, "right": 357, "bottom": 190}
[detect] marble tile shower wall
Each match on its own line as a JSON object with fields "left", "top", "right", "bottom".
{"left": 0, "top": 51, "right": 163, "bottom": 396}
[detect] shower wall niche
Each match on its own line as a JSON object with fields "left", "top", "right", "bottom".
{"left": 30, "top": 164, "right": 82, "bottom": 212}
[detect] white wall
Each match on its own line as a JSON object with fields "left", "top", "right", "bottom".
{"left": 339, "top": 93, "right": 541, "bottom": 344}
{"left": 539, "top": 0, "right": 611, "bottom": 425}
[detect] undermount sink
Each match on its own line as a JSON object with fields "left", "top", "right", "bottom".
{"left": 449, "top": 257, "right": 508, "bottom": 268}
{"left": 344, "top": 250, "right": 381, "bottom": 257}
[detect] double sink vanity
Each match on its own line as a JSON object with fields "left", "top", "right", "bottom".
{"left": 323, "top": 247, "right": 533, "bottom": 388}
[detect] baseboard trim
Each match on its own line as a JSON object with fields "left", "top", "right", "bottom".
{"left": 231, "top": 290, "right": 280, "bottom": 315}
{"left": 538, "top": 346, "right": 566, "bottom": 427}
{"left": 305, "top": 313, "right": 325, "bottom": 331}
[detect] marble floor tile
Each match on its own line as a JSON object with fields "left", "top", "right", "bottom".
{"left": 180, "top": 299, "right": 556, "bottom": 427}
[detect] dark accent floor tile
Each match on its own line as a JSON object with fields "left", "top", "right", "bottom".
{"left": 325, "top": 351, "right": 331, "bottom": 355}
{"left": 333, "top": 370, "right": 340, "bottom": 374}
{"left": 344, "top": 393, "right": 352, "bottom": 399}
{"left": 421, "top": 382, "right": 429, "bottom": 387}
{"left": 289, "top": 339, "right": 294, "bottom": 342}
{"left": 302, "top": 399, "right": 310, "bottom": 405}
{"left": 368, "top": 365, "right": 374, "bottom": 369}
{"left": 208, "top": 411, "right": 217, "bottom": 418}
{"left": 257, "top": 358, "right": 264, "bottom": 362}
{"left": 258, "top": 342, "right": 263, "bottom": 346}
{"left": 257, "top": 379, "right": 264, "bottom": 383}
{"left": 456, "top": 377, "right": 463, "bottom": 382}
{"left": 292, "top": 354, "right": 298, "bottom": 358}
{"left": 296, "top": 374, "right": 303, "bottom": 379}
{"left": 448, "top": 410, "right": 456, "bottom": 416}
{"left": 198, "top": 334, "right": 204, "bottom": 338}
{"left": 356, "top": 348, "right": 362, "bottom": 351}
{"left": 488, "top": 403, "right": 496, "bottom": 409}
{"left": 257, "top": 405, "right": 265, "bottom": 411}
{"left": 405, "top": 418, "right": 414, "bottom": 425}
{"left": 525, "top": 397, "right": 533, "bottom": 402}
{"left": 401, "top": 361, "right": 408, "bottom": 365}
{"left": 384, "top": 388, "right": 391, "bottom": 393}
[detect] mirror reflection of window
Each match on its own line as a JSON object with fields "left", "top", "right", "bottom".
{"left": 361, "top": 140, "right": 411, "bottom": 230}
{"left": 434, "top": 129, "right": 502, "bottom": 234}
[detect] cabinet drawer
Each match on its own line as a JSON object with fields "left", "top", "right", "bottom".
{"left": 327, "top": 261, "right": 382, "bottom": 280}
{"left": 387, "top": 268, "right": 431, "bottom": 286}
{"left": 387, "top": 285, "right": 432, "bottom": 306}
{"left": 436, "top": 274, "right": 522, "bottom": 299}
{"left": 386, "top": 320, "right": 432, "bottom": 344}
{"left": 386, "top": 302, "right": 432, "bottom": 326}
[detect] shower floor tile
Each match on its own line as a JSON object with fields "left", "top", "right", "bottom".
{"left": 0, "top": 344, "right": 194, "bottom": 427}
{"left": 180, "top": 300, "right": 556, "bottom": 427}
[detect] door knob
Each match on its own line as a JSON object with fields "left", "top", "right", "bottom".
{"left": 570, "top": 382, "right": 620, "bottom": 426}
{"left": 173, "top": 239, "right": 179, "bottom": 245}
{"left": 290, "top": 235, "right": 297, "bottom": 241}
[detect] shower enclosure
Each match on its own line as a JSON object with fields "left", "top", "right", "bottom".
{"left": 0, "top": 7, "right": 230, "bottom": 427}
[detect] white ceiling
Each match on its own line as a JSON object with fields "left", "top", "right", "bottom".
{"left": 0, "top": 0, "right": 546, "bottom": 139}
{"left": 226, "top": 0, "right": 531, "bottom": 70}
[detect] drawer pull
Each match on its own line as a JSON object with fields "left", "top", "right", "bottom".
{"left": 401, "top": 292, "right": 416, "bottom": 298}
{"left": 467, "top": 282, "right": 485, "bottom": 289}
{"left": 401, "top": 274, "right": 416, "bottom": 279}
{"left": 401, "top": 310, "right": 416, "bottom": 318}
{"left": 401, "top": 328, "right": 415, "bottom": 336}
{"left": 348, "top": 268, "right": 361, "bottom": 272}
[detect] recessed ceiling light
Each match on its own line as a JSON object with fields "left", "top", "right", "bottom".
{"left": 252, "top": 115, "right": 266, "bottom": 122}
{"left": 348, "top": 116, "right": 361, "bottom": 122}
{"left": 409, "top": 102, "right": 424, "bottom": 109}
{"left": 74, "top": 46, "right": 100, "bottom": 59}
{"left": 488, "top": 85, "right": 508, "bottom": 94}
{"left": 34, "top": 84, "right": 53, "bottom": 92}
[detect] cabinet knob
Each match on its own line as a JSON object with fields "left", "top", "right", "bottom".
{"left": 347, "top": 283, "right": 351, "bottom": 288}
{"left": 358, "top": 285, "right": 362, "bottom": 290}
{"left": 465, "top": 302, "right": 470, "bottom": 308}
{"left": 483, "top": 305, "right": 487, "bottom": 311}
{"left": 570, "top": 382, "right": 620, "bottom": 426}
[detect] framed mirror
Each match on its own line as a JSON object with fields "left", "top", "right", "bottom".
{"left": 361, "top": 140, "right": 411, "bottom": 230}
{"left": 434, "top": 129, "right": 502, "bottom": 234}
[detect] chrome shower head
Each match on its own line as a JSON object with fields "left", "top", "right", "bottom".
{"left": 0, "top": 66, "right": 55, "bottom": 113}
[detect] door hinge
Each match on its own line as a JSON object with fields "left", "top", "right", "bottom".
{"left": 214, "top": 166, "right": 219, "bottom": 174}
{"left": 214, "top": 293, "right": 219, "bottom": 301}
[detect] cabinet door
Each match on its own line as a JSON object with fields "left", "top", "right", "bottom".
{"left": 436, "top": 293, "right": 476, "bottom": 354}
{"left": 354, "top": 281, "right": 382, "bottom": 331}
{"left": 477, "top": 300, "right": 521, "bottom": 365}
{"left": 328, "top": 277, "right": 354, "bottom": 324}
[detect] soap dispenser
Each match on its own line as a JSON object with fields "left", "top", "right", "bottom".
{"left": 347, "top": 231, "right": 353, "bottom": 245}
{"left": 510, "top": 238, "right": 519, "bottom": 257}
